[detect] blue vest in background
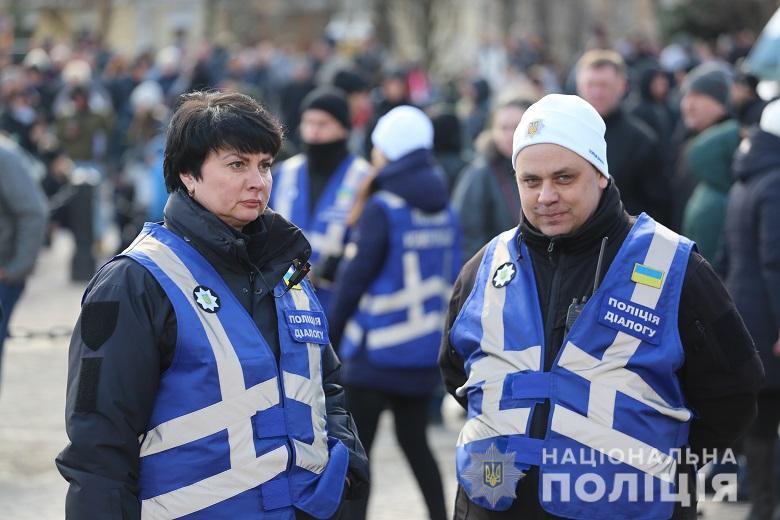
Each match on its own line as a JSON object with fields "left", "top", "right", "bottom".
{"left": 270, "top": 154, "right": 371, "bottom": 310}
{"left": 340, "top": 191, "right": 461, "bottom": 369}
{"left": 119, "top": 223, "right": 348, "bottom": 519}
{"left": 450, "top": 214, "right": 693, "bottom": 519}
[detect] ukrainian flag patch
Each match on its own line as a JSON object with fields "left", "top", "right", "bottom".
{"left": 631, "top": 263, "right": 664, "bottom": 289}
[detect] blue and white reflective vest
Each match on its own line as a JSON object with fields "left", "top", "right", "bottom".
{"left": 340, "top": 191, "right": 461, "bottom": 369}
{"left": 450, "top": 214, "right": 693, "bottom": 519}
{"left": 119, "top": 223, "right": 348, "bottom": 519}
{"left": 270, "top": 154, "right": 371, "bottom": 308}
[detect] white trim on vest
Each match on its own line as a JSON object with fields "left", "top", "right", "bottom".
{"left": 348, "top": 250, "right": 451, "bottom": 350}
{"left": 274, "top": 154, "right": 306, "bottom": 220}
{"left": 456, "top": 229, "right": 542, "bottom": 447}
{"left": 284, "top": 288, "right": 330, "bottom": 475}
{"left": 132, "top": 235, "right": 287, "bottom": 518}
{"left": 307, "top": 156, "right": 370, "bottom": 258}
{"left": 552, "top": 220, "right": 691, "bottom": 482}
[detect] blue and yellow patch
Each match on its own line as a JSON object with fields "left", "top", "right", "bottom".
{"left": 631, "top": 263, "right": 664, "bottom": 289}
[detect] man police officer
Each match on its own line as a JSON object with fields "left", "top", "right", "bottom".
{"left": 439, "top": 94, "right": 763, "bottom": 519}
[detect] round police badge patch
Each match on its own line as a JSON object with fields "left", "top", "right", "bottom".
{"left": 193, "top": 285, "right": 220, "bottom": 313}
{"left": 492, "top": 262, "right": 516, "bottom": 288}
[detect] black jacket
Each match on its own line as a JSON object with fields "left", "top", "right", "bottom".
{"left": 56, "top": 190, "right": 369, "bottom": 519}
{"left": 724, "top": 128, "right": 780, "bottom": 389}
{"left": 603, "top": 107, "right": 669, "bottom": 225}
{"left": 439, "top": 181, "right": 763, "bottom": 519}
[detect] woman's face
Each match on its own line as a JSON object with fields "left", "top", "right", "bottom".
{"left": 180, "top": 148, "right": 274, "bottom": 230}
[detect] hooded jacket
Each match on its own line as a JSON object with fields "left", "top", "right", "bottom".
{"left": 440, "top": 180, "right": 763, "bottom": 518}
{"left": 328, "top": 148, "right": 453, "bottom": 395}
{"left": 724, "top": 128, "right": 780, "bottom": 389}
{"left": 681, "top": 119, "right": 741, "bottom": 266}
{"left": 57, "top": 190, "right": 369, "bottom": 519}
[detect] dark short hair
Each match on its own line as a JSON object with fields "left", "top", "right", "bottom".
{"left": 163, "top": 90, "right": 283, "bottom": 193}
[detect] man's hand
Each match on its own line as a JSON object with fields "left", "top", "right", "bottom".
{"left": 773, "top": 331, "right": 780, "bottom": 357}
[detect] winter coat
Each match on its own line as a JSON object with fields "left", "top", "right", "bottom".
{"left": 724, "top": 128, "right": 780, "bottom": 389}
{"left": 327, "top": 148, "right": 455, "bottom": 395}
{"left": 681, "top": 119, "right": 740, "bottom": 266}
{"left": 451, "top": 142, "right": 519, "bottom": 261}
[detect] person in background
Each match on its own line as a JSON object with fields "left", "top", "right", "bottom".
{"left": 678, "top": 63, "right": 740, "bottom": 266}
{"left": 452, "top": 97, "right": 530, "bottom": 260}
{"left": 723, "top": 99, "right": 780, "bottom": 520}
{"left": 0, "top": 134, "right": 47, "bottom": 387}
{"left": 270, "top": 87, "right": 372, "bottom": 310}
{"left": 576, "top": 49, "right": 668, "bottom": 224}
{"left": 430, "top": 107, "right": 469, "bottom": 194}
{"left": 328, "top": 106, "right": 460, "bottom": 520}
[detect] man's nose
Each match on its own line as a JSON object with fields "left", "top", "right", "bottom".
{"left": 537, "top": 181, "right": 558, "bottom": 204}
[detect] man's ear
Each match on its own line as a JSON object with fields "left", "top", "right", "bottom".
{"left": 598, "top": 173, "right": 609, "bottom": 189}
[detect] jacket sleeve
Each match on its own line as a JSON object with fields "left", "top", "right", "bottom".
{"left": 55, "top": 259, "right": 173, "bottom": 519}
{"left": 677, "top": 251, "right": 764, "bottom": 459}
{"left": 320, "top": 344, "right": 370, "bottom": 499}
{"left": 438, "top": 246, "right": 485, "bottom": 409}
{"left": 0, "top": 148, "right": 48, "bottom": 281}
{"left": 326, "top": 200, "right": 389, "bottom": 350}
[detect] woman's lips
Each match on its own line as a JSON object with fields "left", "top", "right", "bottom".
{"left": 239, "top": 200, "right": 262, "bottom": 208}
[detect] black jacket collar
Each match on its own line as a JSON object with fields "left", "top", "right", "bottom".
{"left": 163, "top": 190, "right": 311, "bottom": 280}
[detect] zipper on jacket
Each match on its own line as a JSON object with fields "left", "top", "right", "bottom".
{"left": 547, "top": 240, "right": 555, "bottom": 263}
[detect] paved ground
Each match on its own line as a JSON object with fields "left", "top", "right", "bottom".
{"left": 0, "top": 231, "right": 752, "bottom": 519}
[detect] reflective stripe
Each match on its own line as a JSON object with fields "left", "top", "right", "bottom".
{"left": 551, "top": 405, "right": 677, "bottom": 482}
{"left": 141, "top": 446, "right": 289, "bottom": 519}
{"left": 457, "top": 230, "right": 542, "bottom": 447}
{"left": 140, "top": 378, "right": 280, "bottom": 457}
{"left": 557, "top": 340, "right": 691, "bottom": 423}
{"left": 133, "top": 236, "right": 258, "bottom": 467}
{"left": 366, "top": 310, "right": 444, "bottom": 350}
{"left": 274, "top": 154, "right": 305, "bottom": 219}
{"left": 556, "top": 220, "right": 688, "bottom": 431}
{"left": 285, "top": 288, "right": 329, "bottom": 475}
{"left": 359, "top": 276, "right": 451, "bottom": 314}
{"left": 308, "top": 157, "right": 369, "bottom": 257}
{"left": 362, "top": 251, "right": 451, "bottom": 350}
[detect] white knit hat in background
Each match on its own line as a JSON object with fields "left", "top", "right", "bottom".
{"left": 759, "top": 98, "right": 780, "bottom": 139}
{"left": 371, "top": 105, "right": 433, "bottom": 161}
{"left": 511, "top": 94, "right": 610, "bottom": 178}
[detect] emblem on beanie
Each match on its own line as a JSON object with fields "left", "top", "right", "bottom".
{"left": 193, "top": 285, "right": 220, "bottom": 313}
{"left": 492, "top": 262, "right": 517, "bottom": 288}
{"left": 526, "top": 119, "right": 544, "bottom": 137}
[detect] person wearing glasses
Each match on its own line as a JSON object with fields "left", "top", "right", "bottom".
{"left": 57, "top": 91, "right": 368, "bottom": 519}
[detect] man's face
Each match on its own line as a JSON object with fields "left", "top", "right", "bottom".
{"left": 300, "top": 109, "right": 348, "bottom": 145}
{"left": 492, "top": 105, "right": 526, "bottom": 159}
{"left": 515, "top": 143, "right": 608, "bottom": 237}
{"left": 680, "top": 91, "right": 726, "bottom": 133}
{"left": 576, "top": 65, "right": 626, "bottom": 117}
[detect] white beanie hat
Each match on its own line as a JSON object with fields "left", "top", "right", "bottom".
{"left": 760, "top": 98, "right": 780, "bottom": 139}
{"left": 511, "top": 94, "right": 610, "bottom": 178}
{"left": 371, "top": 105, "right": 433, "bottom": 161}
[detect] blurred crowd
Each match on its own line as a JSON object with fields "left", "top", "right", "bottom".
{"left": 1, "top": 22, "right": 779, "bottom": 518}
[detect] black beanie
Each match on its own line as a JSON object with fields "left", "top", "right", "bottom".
{"left": 333, "top": 69, "right": 369, "bottom": 95}
{"left": 683, "top": 63, "right": 733, "bottom": 109}
{"left": 300, "top": 86, "right": 351, "bottom": 130}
